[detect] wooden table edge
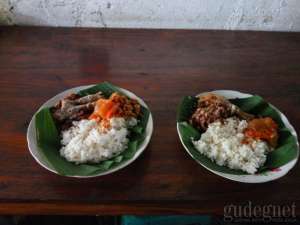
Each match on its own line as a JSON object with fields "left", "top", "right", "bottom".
{"left": 0, "top": 202, "right": 223, "bottom": 215}
{"left": 1, "top": 201, "right": 300, "bottom": 215}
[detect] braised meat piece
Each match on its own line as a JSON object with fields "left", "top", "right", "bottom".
{"left": 51, "top": 91, "right": 103, "bottom": 130}
{"left": 189, "top": 93, "right": 254, "bottom": 131}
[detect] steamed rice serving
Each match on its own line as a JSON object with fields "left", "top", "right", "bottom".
{"left": 192, "top": 117, "right": 270, "bottom": 174}
{"left": 60, "top": 118, "right": 137, "bottom": 164}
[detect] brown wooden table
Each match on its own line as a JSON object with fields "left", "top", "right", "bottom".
{"left": 0, "top": 26, "right": 299, "bottom": 215}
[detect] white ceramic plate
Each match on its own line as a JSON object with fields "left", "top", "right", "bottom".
{"left": 27, "top": 85, "right": 153, "bottom": 178}
{"left": 177, "top": 90, "right": 299, "bottom": 183}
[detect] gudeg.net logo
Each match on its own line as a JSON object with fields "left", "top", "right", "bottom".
{"left": 224, "top": 201, "right": 296, "bottom": 223}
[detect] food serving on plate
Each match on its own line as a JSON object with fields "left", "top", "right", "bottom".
{"left": 190, "top": 93, "right": 278, "bottom": 174}
{"left": 51, "top": 91, "right": 141, "bottom": 164}
{"left": 33, "top": 82, "right": 151, "bottom": 176}
{"left": 177, "top": 91, "right": 298, "bottom": 177}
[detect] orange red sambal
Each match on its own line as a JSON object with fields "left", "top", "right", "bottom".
{"left": 89, "top": 92, "right": 141, "bottom": 122}
{"left": 244, "top": 117, "right": 279, "bottom": 148}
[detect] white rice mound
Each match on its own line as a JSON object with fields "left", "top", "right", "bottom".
{"left": 192, "top": 117, "right": 270, "bottom": 174}
{"left": 60, "top": 117, "right": 137, "bottom": 164}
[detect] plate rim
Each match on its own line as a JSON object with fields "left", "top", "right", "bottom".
{"left": 27, "top": 84, "right": 153, "bottom": 178}
{"left": 177, "top": 89, "right": 299, "bottom": 183}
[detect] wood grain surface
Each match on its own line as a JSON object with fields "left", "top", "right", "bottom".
{"left": 0, "top": 26, "right": 299, "bottom": 215}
